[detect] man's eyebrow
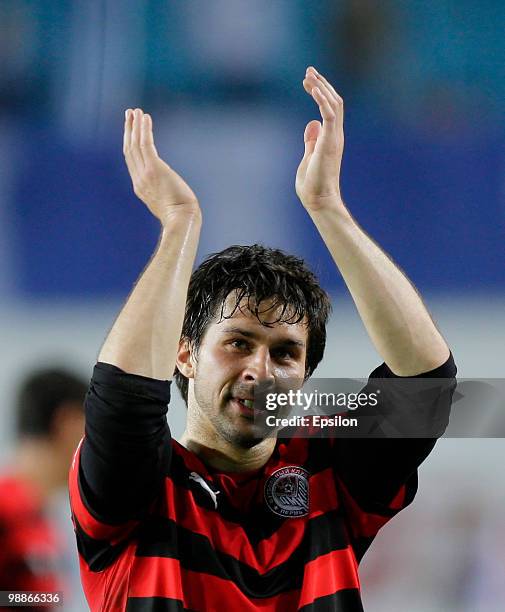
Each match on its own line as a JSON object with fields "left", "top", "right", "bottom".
{"left": 220, "top": 327, "right": 305, "bottom": 347}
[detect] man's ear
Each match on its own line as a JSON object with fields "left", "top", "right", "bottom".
{"left": 175, "top": 338, "right": 195, "bottom": 379}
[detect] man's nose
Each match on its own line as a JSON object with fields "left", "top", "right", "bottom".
{"left": 241, "top": 347, "right": 275, "bottom": 383}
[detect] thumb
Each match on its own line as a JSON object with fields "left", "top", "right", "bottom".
{"left": 303, "top": 120, "right": 321, "bottom": 156}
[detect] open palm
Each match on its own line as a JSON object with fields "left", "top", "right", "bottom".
{"left": 124, "top": 108, "right": 200, "bottom": 224}
{"left": 295, "top": 67, "right": 345, "bottom": 211}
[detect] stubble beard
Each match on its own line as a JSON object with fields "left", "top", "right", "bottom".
{"left": 193, "top": 378, "right": 265, "bottom": 450}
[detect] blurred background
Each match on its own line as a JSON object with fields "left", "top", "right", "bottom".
{"left": 0, "top": 0, "right": 503, "bottom": 610}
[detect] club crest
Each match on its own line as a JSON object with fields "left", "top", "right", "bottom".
{"left": 264, "top": 466, "right": 309, "bottom": 517}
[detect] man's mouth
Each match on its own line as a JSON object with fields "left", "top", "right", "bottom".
{"left": 234, "top": 397, "right": 254, "bottom": 409}
{"left": 229, "top": 396, "right": 259, "bottom": 418}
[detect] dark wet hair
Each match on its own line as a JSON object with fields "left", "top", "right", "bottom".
{"left": 174, "top": 244, "right": 331, "bottom": 403}
{"left": 16, "top": 367, "right": 87, "bottom": 438}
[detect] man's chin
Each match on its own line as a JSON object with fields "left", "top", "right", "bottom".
{"left": 219, "top": 416, "right": 272, "bottom": 449}
{"left": 230, "top": 433, "right": 264, "bottom": 450}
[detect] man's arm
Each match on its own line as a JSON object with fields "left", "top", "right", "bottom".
{"left": 295, "top": 73, "right": 456, "bottom": 555}
{"left": 72, "top": 109, "right": 201, "bottom": 533}
{"left": 99, "top": 108, "right": 202, "bottom": 379}
{"left": 296, "top": 67, "right": 449, "bottom": 376}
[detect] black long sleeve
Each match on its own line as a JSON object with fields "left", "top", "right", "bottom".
{"left": 333, "top": 352, "right": 457, "bottom": 511}
{"left": 78, "top": 355, "right": 456, "bottom": 522}
{"left": 79, "top": 362, "right": 172, "bottom": 523}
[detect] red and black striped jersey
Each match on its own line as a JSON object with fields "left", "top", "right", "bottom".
{"left": 0, "top": 476, "right": 62, "bottom": 605}
{"left": 69, "top": 355, "right": 456, "bottom": 611}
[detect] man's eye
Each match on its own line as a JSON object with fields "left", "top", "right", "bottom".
{"left": 230, "top": 339, "right": 249, "bottom": 350}
{"left": 273, "top": 349, "right": 293, "bottom": 361}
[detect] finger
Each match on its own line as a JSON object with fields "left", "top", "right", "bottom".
{"left": 140, "top": 113, "right": 159, "bottom": 163}
{"left": 311, "top": 86, "right": 336, "bottom": 127}
{"left": 304, "top": 71, "right": 341, "bottom": 119}
{"left": 130, "top": 108, "right": 145, "bottom": 169}
{"left": 123, "top": 109, "right": 139, "bottom": 180}
{"left": 311, "top": 86, "right": 341, "bottom": 152}
{"left": 303, "top": 120, "right": 321, "bottom": 157}
{"left": 123, "top": 108, "right": 133, "bottom": 154}
{"left": 306, "top": 66, "right": 343, "bottom": 105}
{"left": 304, "top": 70, "right": 343, "bottom": 129}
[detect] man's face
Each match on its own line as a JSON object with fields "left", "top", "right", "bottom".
{"left": 188, "top": 294, "right": 308, "bottom": 449}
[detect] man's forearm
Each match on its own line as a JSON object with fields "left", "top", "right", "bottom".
{"left": 296, "top": 68, "right": 449, "bottom": 375}
{"left": 98, "top": 211, "right": 201, "bottom": 379}
{"left": 308, "top": 198, "right": 449, "bottom": 375}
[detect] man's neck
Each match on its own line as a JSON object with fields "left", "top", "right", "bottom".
{"left": 179, "top": 432, "right": 276, "bottom": 473}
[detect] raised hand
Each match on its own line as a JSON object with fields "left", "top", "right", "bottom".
{"left": 123, "top": 108, "right": 200, "bottom": 224}
{"left": 295, "top": 67, "right": 345, "bottom": 212}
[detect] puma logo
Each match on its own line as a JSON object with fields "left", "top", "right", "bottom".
{"left": 189, "top": 472, "right": 220, "bottom": 509}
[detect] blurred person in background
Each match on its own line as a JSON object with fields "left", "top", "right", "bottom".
{"left": 0, "top": 367, "right": 86, "bottom": 606}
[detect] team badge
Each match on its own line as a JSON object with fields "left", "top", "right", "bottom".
{"left": 264, "top": 466, "right": 309, "bottom": 517}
